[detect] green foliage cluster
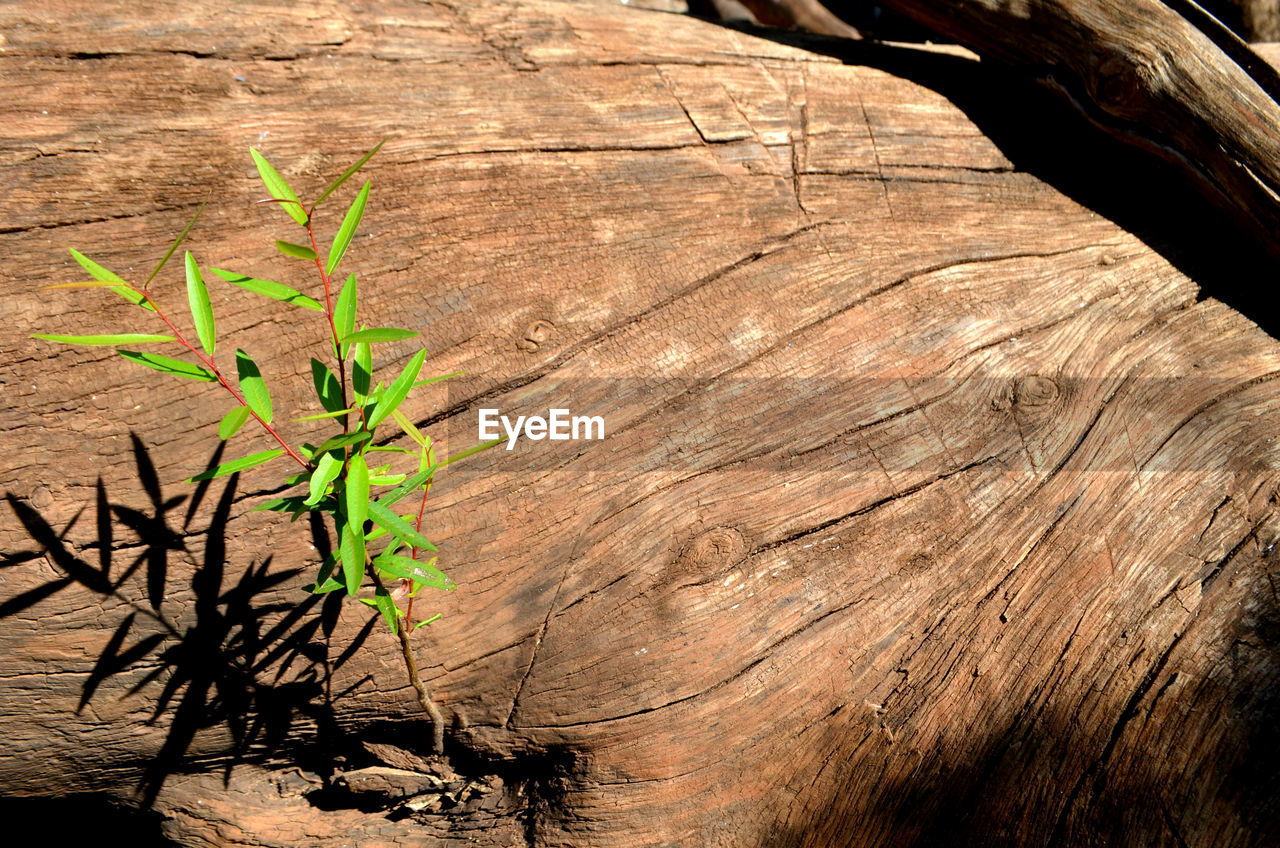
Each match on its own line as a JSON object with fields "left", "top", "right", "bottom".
{"left": 34, "top": 140, "right": 498, "bottom": 640}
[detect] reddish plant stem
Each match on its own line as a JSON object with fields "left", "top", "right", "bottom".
{"left": 405, "top": 467, "right": 435, "bottom": 624}
{"left": 136, "top": 289, "right": 309, "bottom": 469}
{"left": 304, "top": 218, "right": 351, "bottom": 425}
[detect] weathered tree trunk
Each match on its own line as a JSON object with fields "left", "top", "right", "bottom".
{"left": 3, "top": 1, "right": 1279, "bottom": 846}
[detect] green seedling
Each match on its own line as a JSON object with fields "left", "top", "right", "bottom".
{"left": 33, "top": 140, "right": 498, "bottom": 753}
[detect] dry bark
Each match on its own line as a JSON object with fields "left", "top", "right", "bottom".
{"left": 2, "top": 1, "right": 1279, "bottom": 846}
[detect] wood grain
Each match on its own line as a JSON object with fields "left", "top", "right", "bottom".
{"left": 2, "top": 1, "right": 1278, "bottom": 846}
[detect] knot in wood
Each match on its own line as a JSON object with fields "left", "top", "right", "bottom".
{"left": 1013, "top": 374, "right": 1059, "bottom": 407}
{"left": 677, "top": 526, "right": 746, "bottom": 575}
{"left": 516, "top": 318, "right": 556, "bottom": 352}
{"left": 1091, "top": 55, "right": 1145, "bottom": 116}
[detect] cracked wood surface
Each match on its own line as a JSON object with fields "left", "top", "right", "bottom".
{"left": 2, "top": 1, "right": 1279, "bottom": 846}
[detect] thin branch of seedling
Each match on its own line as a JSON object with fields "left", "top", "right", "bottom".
{"left": 33, "top": 138, "right": 499, "bottom": 754}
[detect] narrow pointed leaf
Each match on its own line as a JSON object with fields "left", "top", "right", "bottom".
{"left": 276, "top": 240, "right": 317, "bottom": 260}
{"left": 251, "top": 148, "right": 307, "bottom": 226}
{"left": 145, "top": 196, "right": 207, "bottom": 287}
{"left": 339, "top": 327, "right": 418, "bottom": 344}
{"left": 305, "top": 576, "right": 347, "bottom": 594}
{"left": 327, "top": 180, "right": 370, "bottom": 276}
{"left": 187, "top": 449, "right": 284, "bottom": 482}
{"left": 34, "top": 333, "right": 174, "bottom": 346}
{"left": 367, "top": 500, "right": 436, "bottom": 551}
{"left": 69, "top": 248, "right": 154, "bottom": 311}
{"left": 373, "top": 588, "right": 399, "bottom": 633}
{"left": 442, "top": 438, "right": 504, "bottom": 467}
{"left": 369, "top": 349, "right": 427, "bottom": 428}
{"left": 375, "top": 553, "right": 452, "bottom": 590}
{"left": 235, "top": 349, "right": 273, "bottom": 424}
{"left": 334, "top": 274, "right": 357, "bottom": 358}
{"left": 306, "top": 451, "right": 342, "bottom": 506}
{"left": 255, "top": 496, "right": 313, "bottom": 518}
{"left": 391, "top": 407, "right": 430, "bottom": 448}
{"left": 352, "top": 342, "right": 372, "bottom": 403}
{"left": 314, "top": 138, "right": 385, "bottom": 209}
{"left": 312, "top": 430, "right": 370, "bottom": 457}
{"left": 218, "top": 407, "right": 251, "bottom": 440}
{"left": 310, "top": 358, "right": 344, "bottom": 413}
{"left": 43, "top": 280, "right": 135, "bottom": 289}
{"left": 412, "top": 371, "right": 464, "bottom": 389}
{"left": 119, "top": 350, "right": 215, "bottom": 381}
{"left": 293, "top": 407, "right": 357, "bottom": 422}
{"left": 184, "top": 251, "right": 215, "bottom": 355}
{"left": 69, "top": 249, "right": 127, "bottom": 283}
{"left": 413, "top": 614, "right": 442, "bottom": 632}
{"left": 346, "top": 453, "right": 370, "bottom": 533}
{"left": 376, "top": 465, "right": 437, "bottom": 510}
{"left": 211, "top": 269, "right": 322, "bottom": 310}
{"left": 339, "top": 519, "right": 364, "bottom": 595}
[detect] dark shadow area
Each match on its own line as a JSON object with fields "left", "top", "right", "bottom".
{"left": 697, "top": 23, "right": 1280, "bottom": 339}
{"left": 0, "top": 435, "right": 375, "bottom": 808}
{"left": 0, "top": 794, "right": 176, "bottom": 847}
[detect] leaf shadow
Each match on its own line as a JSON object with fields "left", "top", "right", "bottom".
{"left": 0, "top": 434, "right": 375, "bottom": 808}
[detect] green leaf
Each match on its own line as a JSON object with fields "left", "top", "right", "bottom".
{"left": 119, "top": 350, "right": 216, "bottom": 381}
{"left": 412, "top": 613, "right": 442, "bottom": 631}
{"left": 184, "top": 251, "right": 215, "bottom": 355}
{"left": 307, "top": 451, "right": 342, "bottom": 506}
{"left": 334, "top": 274, "right": 357, "bottom": 358}
{"left": 310, "top": 358, "right": 344, "bottom": 413}
{"left": 314, "top": 137, "right": 386, "bottom": 210}
{"left": 218, "top": 407, "right": 251, "bottom": 440}
{"left": 442, "top": 438, "right": 505, "bottom": 467}
{"left": 339, "top": 519, "right": 364, "bottom": 595}
{"left": 373, "top": 587, "right": 399, "bottom": 633}
{"left": 369, "top": 349, "right": 427, "bottom": 429}
{"left": 34, "top": 333, "right": 174, "bottom": 346}
{"left": 312, "top": 430, "right": 370, "bottom": 457}
{"left": 43, "top": 280, "right": 138, "bottom": 290}
{"left": 412, "top": 371, "right": 464, "bottom": 389}
{"left": 391, "top": 408, "right": 430, "bottom": 448}
{"left": 375, "top": 553, "right": 451, "bottom": 590}
{"left": 327, "top": 180, "right": 370, "bottom": 276}
{"left": 187, "top": 449, "right": 284, "bottom": 482}
{"left": 352, "top": 342, "right": 372, "bottom": 404}
{"left": 346, "top": 453, "right": 370, "bottom": 533}
{"left": 251, "top": 148, "right": 307, "bottom": 226}
{"left": 236, "top": 349, "right": 273, "bottom": 424}
{"left": 276, "top": 240, "right": 317, "bottom": 260}
{"left": 369, "top": 472, "right": 406, "bottom": 486}
{"left": 339, "top": 327, "right": 418, "bottom": 344}
{"left": 305, "top": 576, "right": 346, "bottom": 594}
{"left": 69, "top": 248, "right": 128, "bottom": 284}
{"left": 376, "top": 465, "right": 437, "bottom": 510}
{"left": 211, "top": 269, "right": 323, "bottom": 311}
{"left": 256, "top": 496, "right": 313, "bottom": 519}
{"left": 314, "top": 551, "right": 339, "bottom": 587}
{"left": 145, "top": 196, "right": 208, "bottom": 287}
{"left": 367, "top": 499, "right": 436, "bottom": 551}
{"left": 68, "top": 248, "right": 157, "bottom": 312}
{"left": 293, "top": 407, "right": 357, "bottom": 422}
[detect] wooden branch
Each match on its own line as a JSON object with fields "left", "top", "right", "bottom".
{"left": 823, "top": 0, "right": 1280, "bottom": 259}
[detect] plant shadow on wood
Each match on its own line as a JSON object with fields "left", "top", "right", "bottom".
{"left": 719, "top": 24, "right": 1280, "bottom": 338}
{"left": 0, "top": 434, "right": 375, "bottom": 809}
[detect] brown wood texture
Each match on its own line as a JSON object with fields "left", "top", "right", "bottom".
{"left": 2, "top": 1, "right": 1279, "bottom": 846}
{"left": 844, "top": 0, "right": 1280, "bottom": 262}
